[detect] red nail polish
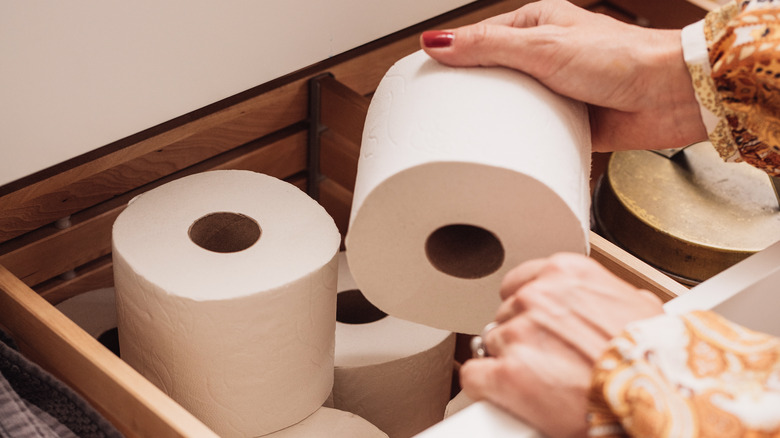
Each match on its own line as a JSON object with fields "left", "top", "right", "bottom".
{"left": 422, "top": 31, "right": 454, "bottom": 48}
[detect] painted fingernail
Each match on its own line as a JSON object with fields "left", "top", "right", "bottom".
{"left": 422, "top": 30, "right": 454, "bottom": 48}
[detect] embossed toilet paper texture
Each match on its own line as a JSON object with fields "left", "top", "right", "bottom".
{"left": 332, "top": 252, "right": 456, "bottom": 438}
{"left": 112, "top": 170, "right": 340, "bottom": 437}
{"left": 346, "top": 50, "right": 592, "bottom": 334}
{"left": 266, "top": 407, "right": 387, "bottom": 438}
{"left": 333, "top": 339, "right": 455, "bottom": 438}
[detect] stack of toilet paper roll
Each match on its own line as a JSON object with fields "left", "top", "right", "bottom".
{"left": 109, "top": 47, "right": 591, "bottom": 437}
{"left": 54, "top": 288, "right": 393, "bottom": 438}
{"left": 112, "top": 170, "right": 387, "bottom": 437}
{"left": 56, "top": 285, "right": 386, "bottom": 437}
{"left": 342, "top": 49, "right": 590, "bottom": 436}
{"left": 331, "top": 252, "right": 456, "bottom": 438}
{"left": 346, "top": 50, "right": 592, "bottom": 335}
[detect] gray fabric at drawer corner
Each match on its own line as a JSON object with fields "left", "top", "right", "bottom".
{"left": 0, "top": 375, "right": 77, "bottom": 438}
{"left": 0, "top": 330, "right": 123, "bottom": 438}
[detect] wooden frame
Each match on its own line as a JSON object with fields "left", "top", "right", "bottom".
{"left": 0, "top": 0, "right": 702, "bottom": 436}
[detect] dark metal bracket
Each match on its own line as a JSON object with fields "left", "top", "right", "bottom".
{"left": 306, "top": 73, "right": 335, "bottom": 201}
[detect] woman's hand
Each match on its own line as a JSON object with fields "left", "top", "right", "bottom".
{"left": 460, "top": 253, "right": 664, "bottom": 437}
{"left": 420, "top": 0, "right": 707, "bottom": 152}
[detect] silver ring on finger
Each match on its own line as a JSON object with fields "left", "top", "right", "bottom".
{"left": 470, "top": 321, "right": 499, "bottom": 358}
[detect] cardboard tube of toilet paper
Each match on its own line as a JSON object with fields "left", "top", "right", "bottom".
{"left": 346, "top": 50, "right": 591, "bottom": 334}
{"left": 112, "top": 170, "right": 341, "bottom": 437}
{"left": 267, "top": 407, "right": 388, "bottom": 438}
{"left": 333, "top": 252, "right": 456, "bottom": 438}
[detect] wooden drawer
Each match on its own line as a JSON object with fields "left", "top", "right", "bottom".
{"left": 0, "top": 0, "right": 704, "bottom": 436}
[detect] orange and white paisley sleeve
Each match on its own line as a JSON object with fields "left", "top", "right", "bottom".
{"left": 587, "top": 310, "right": 780, "bottom": 437}
{"left": 682, "top": 0, "right": 780, "bottom": 176}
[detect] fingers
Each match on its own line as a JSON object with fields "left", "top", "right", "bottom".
{"left": 499, "top": 257, "right": 550, "bottom": 301}
{"left": 491, "top": 294, "right": 611, "bottom": 363}
{"left": 499, "top": 252, "right": 597, "bottom": 301}
{"left": 419, "top": 23, "right": 533, "bottom": 70}
{"left": 459, "top": 357, "right": 504, "bottom": 402}
{"left": 419, "top": 0, "right": 594, "bottom": 74}
{"left": 483, "top": 307, "right": 537, "bottom": 356}
{"left": 495, "top": 253, "right": 665, "bottom": 344}
{"left": 460, "top": 331, "right": 593, "bottom": 437}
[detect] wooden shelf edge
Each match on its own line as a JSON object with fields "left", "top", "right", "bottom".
{"left": 0, "top": 263, "right": 219, "bottom": 438}
{"left": 590, "top": 231, "right": 689, "bottom": 302}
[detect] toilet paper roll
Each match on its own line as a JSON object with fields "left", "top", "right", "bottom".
{"left": 346, "top": 50, "right": 591, "bottom": 334}
{"left": 333, "top": 252, "right": 456, "bottom": 438}
{"left": 55, "top": 288, "right": 116, "bottom": 338}
{"left": 112, "top": 170, "right": 341, "bottom": 437}
{"left": 444, "top": 391, "right": 474, "bottom": 418}
{"left": 55, "top": 288, "right": 120, "bottom": 355}
{"left": 414, "top": 401, "right": 543, "bottom": 438}
{"left": 267, "top": 407, "right": 387, "bottom": 438}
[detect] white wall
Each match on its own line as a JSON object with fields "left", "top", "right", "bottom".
{"left": 0, "top": 0, "right": 472, "bottom": 186}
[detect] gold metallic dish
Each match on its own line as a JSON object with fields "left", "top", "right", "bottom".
{"left": 593, "top": 142, "right": 780, "bottom": 285}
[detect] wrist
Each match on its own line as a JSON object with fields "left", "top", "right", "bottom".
{"left": 647, "top": 29, "right": 708, "bottom": 148}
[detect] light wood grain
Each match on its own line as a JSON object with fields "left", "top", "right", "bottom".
{"left": 0, "top": 82, "right": 307, "bottom": 243}
{"left": 36, "top": 256, "right": 114, "bottom": 305}
{"left": 0, "top": 130, "right": 307, "bottom": 287}
{"left": 0, "top": 263, "right": 219, "bottom": 438}
{"left": 590, "top": 231, "right": 689, "bottom": 302}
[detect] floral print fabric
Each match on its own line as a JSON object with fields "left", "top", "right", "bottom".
{"left": 587, "top": 311, "right": 780, "bottom": 437}
{"left": 686, "top": 0, "right": 780, "bottom": 175}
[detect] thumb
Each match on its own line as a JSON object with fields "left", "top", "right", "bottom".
{"left": 459, "top": 357, "right": 506, "bottom": 402}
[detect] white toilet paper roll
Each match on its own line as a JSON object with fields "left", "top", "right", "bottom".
{"left": 267, "top": 407, "right": 387, "bottom": 438}
{"left": 444, "top": 391, "right": 474, "bottom": 418}
{"left": 333, "top": 252, "right": 456, "bottom": 438}
{"left": 112, "top": 170, "right": 341, "bottom": 437}
{"left": 415, "top": 402, "right": 543, "bottom": 438}
{"left": 346, "top": 50, "right": 591, "bottom": 334}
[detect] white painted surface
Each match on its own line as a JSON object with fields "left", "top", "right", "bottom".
{"left": 0, "top": 0, "right": 472, "bottom": 186}
{"left": 665, "top": 239, "right": 780, "bottom": 336}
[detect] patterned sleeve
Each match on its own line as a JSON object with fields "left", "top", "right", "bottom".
{"left": 682, "top": 0, "right": 780, "bottom": 176}
{"left": 586, "top": 310, "right": 780, "bottom": 437}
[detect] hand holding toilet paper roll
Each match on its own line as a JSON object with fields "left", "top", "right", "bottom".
{"left": 333, "top": 252, "right": 456, "bottom": 438}
{"left": 346, "top": 50, "right": 591, "bottom": 334}
{"left": 113, "top": 170, "right": 341, "bottom": 437}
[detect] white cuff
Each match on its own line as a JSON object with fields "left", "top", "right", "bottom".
{"left": 681, "top": 19, "right": 720, "bottom": 134}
